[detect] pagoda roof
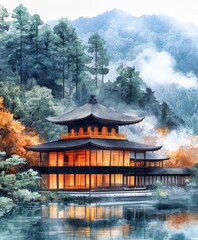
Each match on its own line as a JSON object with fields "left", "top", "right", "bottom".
{"left": 130, "top": 152, "right": 170, "bottom": 161}
{"left": 24, "top": 138, "right": 162, "bottom": 152}
{"left": 46, "top": 96, "right": 144, "bottom": 126}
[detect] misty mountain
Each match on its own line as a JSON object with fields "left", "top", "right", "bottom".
{"left": 71, "top": 9, "right": 198, "bottom": 133}
{"left": 47, "top": 9, "right": 198, "bottom": 133}
{"left": 47, "top": 9, "right": 198, "bottom": 75}
{"left": 70, "top": 9, "right": 198, "bottom": 76}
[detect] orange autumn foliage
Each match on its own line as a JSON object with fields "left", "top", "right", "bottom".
{"left": 144, "top": 127, "right": 198, "bottom": 168}
{"left": 155, "top": 128, "right": 169, "bottom": 135}
{"left": 165, "top": 146, "right": 198, "bottom": 168}
{"left": 0, "top": 97, "right": 43, "bottom": 164}
{"left": 167, "top": 212, "right": 198, "bottom": 229}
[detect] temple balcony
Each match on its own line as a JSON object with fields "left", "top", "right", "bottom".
{"left": 60, "top": 131, "right": 126, "bottom": 140}
{"left": 29, "top": 162, "right": 163, "bottom": 168}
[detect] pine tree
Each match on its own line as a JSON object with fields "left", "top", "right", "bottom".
{"left": 38, "top": 25, "right": 57, "bottom": 87}
{"left": 0, "top": 4, "right": 9, "bottom": 33}
{"left": 71, "top": 39, "right": 90, "bottom": 101}
{"left": 0, "top": 5, "right": 10, "bottom": 81}
{"left": 29, "top": 14, "right": 43, "bottom": 64}
{"left": 11, "top": 4, "right": 30, "bottom": 89}
{"left": 98, "top": 48, "right": 109, "bottom": 86}
{"left": 88, "top": 33, "right": 109, "bottom": 88}
{"left": 53, "top": 18, "right": 78, "bottom": 98}
{"left": 116, "top": 65, "right": 144, "bottom": 103}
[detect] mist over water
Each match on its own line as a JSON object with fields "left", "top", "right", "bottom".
{"left": 0, "top": 199, "right": 198, "bottom": 240}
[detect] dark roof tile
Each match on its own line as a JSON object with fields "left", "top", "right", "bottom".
{"left": 46, "top": 103, "right": 144, "bottom": 125}
{"left": 130, "top": 152, "right": 170, "bottom": 161}
{"left": 24, "top": 138, "right": 161, "bottom": 152}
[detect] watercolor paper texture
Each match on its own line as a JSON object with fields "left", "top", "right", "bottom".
{"left": 0, "top": 1, "right": 198, "bottom": 239}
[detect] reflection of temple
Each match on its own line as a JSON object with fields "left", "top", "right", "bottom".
{"left": 41, "top": 203, "right": 153, "bottom": 239}
{"left": 25, "top": 95, "right": 191, "bottom": 190}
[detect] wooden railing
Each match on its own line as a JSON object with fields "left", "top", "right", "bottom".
{"left": 60, "top": 131, "right": 126, "bottom": 140}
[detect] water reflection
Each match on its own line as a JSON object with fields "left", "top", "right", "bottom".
{"left": 38, "top": 203, "right": 168, "bottom": 239}
{"left": 0, "top": 201, "right": 198, "bottom": 239}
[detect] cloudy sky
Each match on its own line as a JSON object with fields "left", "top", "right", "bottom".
{"left": 1, "top": 0, "right": 198, "bottom": 25}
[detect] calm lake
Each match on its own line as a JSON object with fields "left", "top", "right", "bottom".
{"left": 0, "top": 199, "right": 198, "bottom": 240}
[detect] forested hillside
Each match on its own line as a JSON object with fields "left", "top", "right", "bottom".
{"left": 71, "top": 9, "right": 198, "bottom": 133}
{"left": 0, "top": 5, "right": 192, "bottom": 142}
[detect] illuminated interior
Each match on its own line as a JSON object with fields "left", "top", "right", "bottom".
{"left": 41, "top": 174, "right": 187, "bottom": 189}
{"left": 46, "top": 173, "right": 124, "bottom": 189}
{"left": 41, "top": 150, "right": 188, "bottom": 190}
{"left": 47, "top": 149, "right": 130, "bottom": 167}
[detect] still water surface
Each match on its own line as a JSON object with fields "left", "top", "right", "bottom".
{"left": 0, "top": 200, "right": 198, "bottom": 240}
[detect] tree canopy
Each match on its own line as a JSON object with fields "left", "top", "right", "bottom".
{"left": 0, "top": 152, "right": 40, "bottom": 215}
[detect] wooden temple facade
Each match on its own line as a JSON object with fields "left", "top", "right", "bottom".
{"left": 25, "top": 96, "right": 191, "bottom": 190}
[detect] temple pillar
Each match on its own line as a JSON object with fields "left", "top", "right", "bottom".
{"left": 74, "top": 173, "right": 76, "bottom": 188}
{"left": 144, "top": 152, "right": 146, "bottom": 167}
{"left": 57, "top": 174, "right": 59, "bottom": 189}
{"left": 122, "top": 174, "right": 124, "bottom": 188}
{"left": 74, "top": 150, "right": 76, "bottom": 166}
{"left": 56, "top": 152, "right": 58, "bottom": 166}
{"left": 89, "top": 174, "right": 91, "bottom": 189}
{"left": 39, "top": 152, "right": 41, "bottom": 166}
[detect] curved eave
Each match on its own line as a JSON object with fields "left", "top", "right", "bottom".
{"left": 24, "top": 139, "right": 91, "bottom": 152}
{"left": 24, "top": 138, "right": 162, "bottom": 152}
{"left": 130, "top": 152, "right": 170, "bottom": 161}
{"left": 46, "top": 115, "right": 144, "bottom": 126}
{"left": 144, "top": 168, "right": 192, "bottom": 175}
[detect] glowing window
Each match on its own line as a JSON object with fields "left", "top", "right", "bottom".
{"left": 87, "top": 126, "right": 91, "bottom": 134}
{"left": 71, "top": 129, "right": 75, "bottom": 136}
{"left": 79, "top": 127, "right": 83, "bottom": 135}
{"left": 102, "top": 126, "right": 108, "bottom": 135}
{"left": 111, "top": 128, "right": 116, "bottom": 136}
{"left": 94, "top": 127, "right": 98, "bottom": 135}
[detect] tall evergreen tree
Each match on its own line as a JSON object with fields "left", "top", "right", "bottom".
{"left": 11, "top": 4, "right": 30, "bottom": 89}
{"left": 71, "top": 39, "right": 90, "bottom": 101}
{"left": 116, "top": 65, "right": 144, "bottom": 103}
{"left": 98, "top": 48, "right": 109, "bottom": 86}
{"left": 29, "top": 14, "right": 43, "bottom": 64}
{"left": 0, "top": 5, "right": 10, "bottom": 81}
{"left": 22, "top": 14, "right": 44, "bottom": 87}
{"left": 37, "top": 25, "right": 57, "bottom": 87}
{"left": 53, "top": 18, "right": 78, "bottom": 98}
{"left": 0, "top": 4, "right": 9, "bottom": 33}
{"left": 139, "top": 87, "right": 160, "bottom": 115}
{"left": 88, "top": 33, "right": 109, "bottom": 88}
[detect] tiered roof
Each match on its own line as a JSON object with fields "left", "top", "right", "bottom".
{"left": 25, "top": 96, "right": 165, "bottom": 157}
{"left": 25, "top": 138, "right": 162, "bottom": 152}
{"left": 46, "top": 95, "right": 144, "bottom": 126}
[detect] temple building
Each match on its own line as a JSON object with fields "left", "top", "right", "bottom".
{"left": 25, "top": 95, "right": 191, "bottom": 190}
